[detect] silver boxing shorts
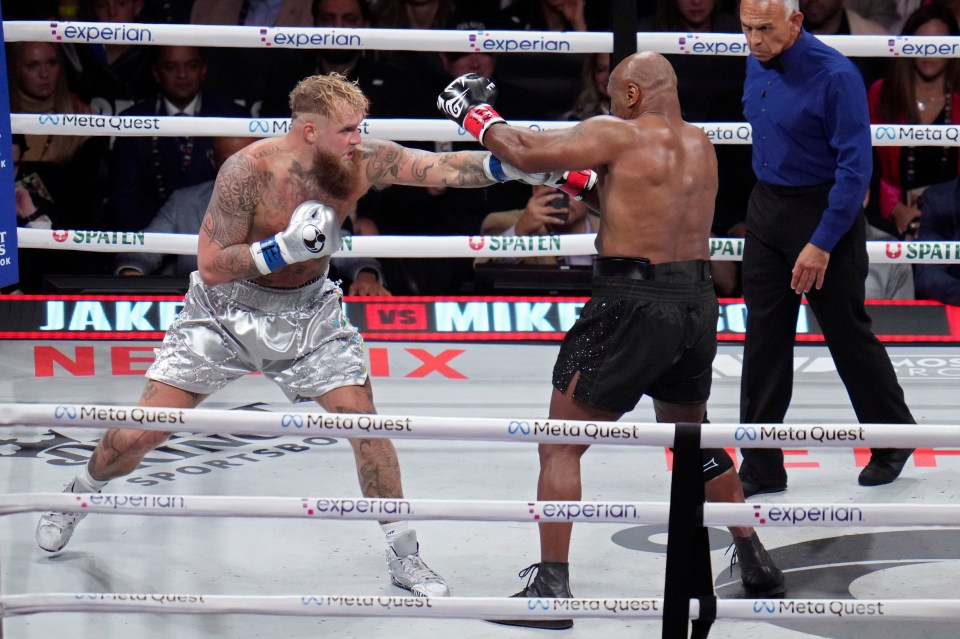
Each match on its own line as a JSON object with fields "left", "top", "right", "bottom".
{"left": 147, "top": 271, "right": 367, "bottom": 401}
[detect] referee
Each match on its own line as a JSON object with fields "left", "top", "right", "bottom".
{"left": 737, "top": 0, "right": 915, "bottom": 497}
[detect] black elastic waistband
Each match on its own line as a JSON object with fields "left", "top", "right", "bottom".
{"left": 593, "top": 257, "right": 710, "bottom": 282}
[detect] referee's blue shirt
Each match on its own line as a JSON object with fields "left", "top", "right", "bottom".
{"left": 743, "top": 29, "right": 872, "bottom": 252}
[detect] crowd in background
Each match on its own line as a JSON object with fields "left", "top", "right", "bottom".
{"left": 5, "top": 0, "right": 960, "bottom": 303}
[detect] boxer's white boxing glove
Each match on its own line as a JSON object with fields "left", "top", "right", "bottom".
{"left": 437, "top": 73, "right": 505, "bottom": 145}
{"left": 484, "top": 155, "right": 598, "bottom": 200}
{"left": 249, "top": 200, "right": 341, "bottom": 275}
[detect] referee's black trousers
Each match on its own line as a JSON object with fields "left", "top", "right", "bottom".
{"left": 739, "top": 181, "right": 915, "bottom": 484}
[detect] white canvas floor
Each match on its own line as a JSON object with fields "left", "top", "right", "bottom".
{"left": 1, "top": 340, "right": 959, "bottom": 639}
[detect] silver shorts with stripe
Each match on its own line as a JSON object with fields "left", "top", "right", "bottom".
{"left": 147, "top": 271, "right": 366, "bottom": 401}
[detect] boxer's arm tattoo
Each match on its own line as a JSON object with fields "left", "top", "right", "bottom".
{"left": 200, "top": 155, "right": 269, "bottom": 280}
{"left": 202, "top": 155, "right": 264, "bottom": 248}
{"left": 365, "top": 141, "right": 403, "bottom": 183}
{"left": 363, "top": 140, "right": 494, "bottom": 188}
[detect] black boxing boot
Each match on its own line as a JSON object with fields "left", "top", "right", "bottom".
{"left": 732, "top": 533, "right": 786, "bottom": 597}
{"left": 488, "top": 562, "right": 574, "bottom": 629}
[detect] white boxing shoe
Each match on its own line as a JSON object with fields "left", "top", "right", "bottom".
{"left": 386, "top": 530, "right": 450, "bottom": 597}
{"left": 36, "top": 478, "right": 93, "bottom": 552}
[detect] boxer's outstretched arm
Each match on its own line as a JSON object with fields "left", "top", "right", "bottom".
{"left": 360, "top": 139, "right": 495, "bottom": 189}
{"left": 484, "top": 117, "right": 621, "bottom": 176}
{"left": 198, "top": 153, "right": 265, "bottom": 285}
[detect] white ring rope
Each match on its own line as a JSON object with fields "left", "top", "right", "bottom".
{"left": 16, "top": 229, "right": 960, "bottom": 264}
{"left": 3, "top": 403, "right": 959, "bottom": 448}
{"left": 4, "top": 22, "right": 613, "bottom": 54}
{"left": 1, "top": 593, "right": 957, "bottom": 622}
{"left": 10, "top": 114, "right": 960, "bottom": 147}
{"left": 2, "top": 493, "right": 960, "bottom": 527}
{"left": 5, "top": 21, "right": 960, "bottom": 59}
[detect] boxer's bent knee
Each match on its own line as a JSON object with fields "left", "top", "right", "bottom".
{"left": 702, "top": 447, "right": 734, "bottom": 482}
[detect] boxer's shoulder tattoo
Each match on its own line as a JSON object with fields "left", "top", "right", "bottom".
{"left": 203, "top": 154, "right": 270, "bottom": 248}
{"left": 252, "top": 145, "right": 283, "bottom": 159}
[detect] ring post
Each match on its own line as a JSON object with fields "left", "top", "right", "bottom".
{"left": 663, "top": 422, "right": 716, "bottom": 638}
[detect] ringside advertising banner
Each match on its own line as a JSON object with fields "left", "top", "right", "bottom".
{"left": 0, "top": 5, "right": 20, "bottom": 288}
{"left": 0, "top": 295, "right": 957, "bottom": 342}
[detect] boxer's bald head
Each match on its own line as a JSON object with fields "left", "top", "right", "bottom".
{"left": 608, "top": 52, "right": 679, "bottom": 119}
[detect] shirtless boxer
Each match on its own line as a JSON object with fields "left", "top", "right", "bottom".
{"left": 438, "top": 52, "right": 786, "bottom": 627}
{"left": 36, "top": 73, "right": 588, "bottom": 597}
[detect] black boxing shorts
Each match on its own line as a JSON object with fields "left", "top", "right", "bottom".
{"left": 553, "top": 258, "right": 718, "bottom": 414}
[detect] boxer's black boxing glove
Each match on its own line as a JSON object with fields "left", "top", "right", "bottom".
{"left": 437, "top": 73, "right": 505, "bottom": 145}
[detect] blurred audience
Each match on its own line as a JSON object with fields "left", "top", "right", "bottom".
{"left": 801, "top": 0, "right": 887, "bottom": 87}
{"left": 491, "top": 0, "right": 595, "bottom": 120}
{"left": 869, "top": 3, "right": 960, "bottom": 239}
{"left": 63, "top": 0, "right": 157, "bottom": 115}
{"left": 261, "top": 0, "right": 402, "bottom": 118}
{"left": 108, "top": 45, "right": 249, "bottom": 231}
{"left": 190, "top": 0, "right": 313, "bottom": 115}
{"left": 914, "top": 176, "right": 960, "bottom": 304}
{"left": 844, "top": 0, "right": 901, "bottom": 29}
{"left": 562, "top": 52, "right": 610, "bottom": 120}
{"left": 7, "top": 40, "right": 109, "bottom": 232}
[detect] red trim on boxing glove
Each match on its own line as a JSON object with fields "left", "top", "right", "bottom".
{"left": 557, "top": 169, "right": 598, "bottom": 200}
{"left": 462, "top": 104, "right": 506, "bottom": 145}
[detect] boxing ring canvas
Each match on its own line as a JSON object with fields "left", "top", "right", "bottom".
{"left": 1, "top": 339, "right": 959, "bottom": 639}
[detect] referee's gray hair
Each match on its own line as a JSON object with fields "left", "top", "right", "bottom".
{"left": 753, "top": 0, "right": 800, "bottom": 19}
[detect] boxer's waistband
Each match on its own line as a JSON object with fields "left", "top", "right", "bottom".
{"left": 592, "top": 257, "right": 710, "bottom": 282}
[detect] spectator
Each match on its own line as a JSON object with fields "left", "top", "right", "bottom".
{"left": 108, "top": 46, "right": 250, "bottom": 232}
{"left": 475, "top": 185, "right": 596, "bottom": 267}
{"left": 914, "top": 176, "right": 960, "bottom": 304}
{"left": 7, "top": 41, "right": 109, "bottom": 231}
{"left": 63, "top": 0, "right": 157, "bottom": 115}
{"left": 869, "top": 3, "right": 960, "bottom": 239}
{"left": 115, "top": 136, "right": 392, "bottom": 296}
{"left": 260, "top": 0, "right": 402, "bottom": 118}
{"left": 190, "top": 0, "right": 313, "bottom": 115}
{"left": 562, "top": 52, "right": 611, "bottom": 120}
